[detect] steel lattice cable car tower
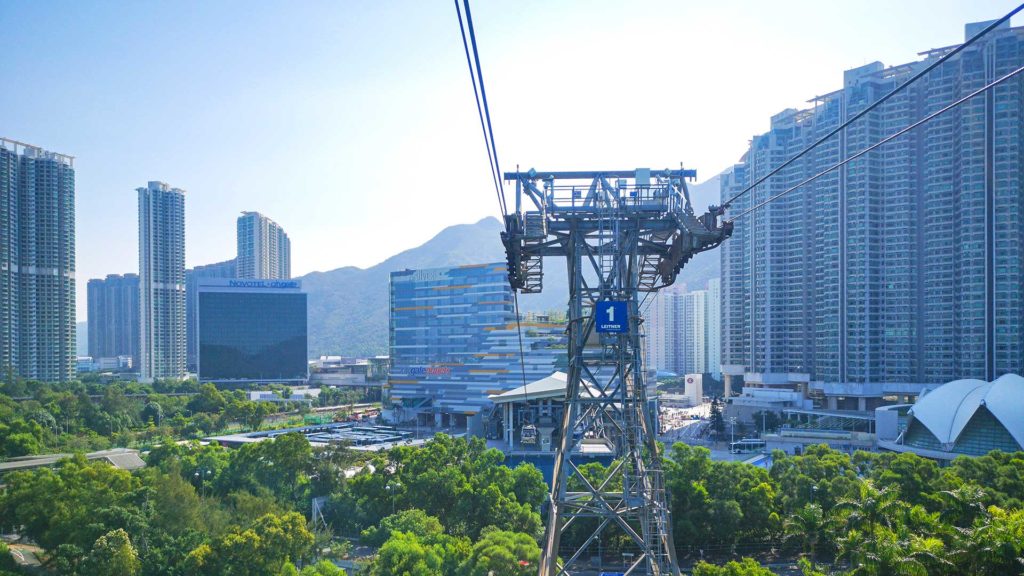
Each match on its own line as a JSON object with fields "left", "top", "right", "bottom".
{"left": 502, "top": 168, "right": 732, "bottom": 576}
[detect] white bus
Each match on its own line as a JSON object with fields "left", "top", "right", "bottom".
{"left": 729, "top": 438, "right": 766, "bottom": 454}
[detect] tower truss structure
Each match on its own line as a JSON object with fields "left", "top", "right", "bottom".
{"left": 502, "top": 168, "right": 732, "bottom": 576}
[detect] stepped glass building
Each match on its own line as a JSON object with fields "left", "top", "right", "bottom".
{"left": 0, "top": 139, "right": 76, "bottom": 382}
{"left": 721, "top": 21, "right": 1024, "bottom": 408}
{"left": 138, "top": 181, "right": 187, "bottom": 381}
{"left": 385, "top": 263, "right": 567, "bottom": 434}
{"left": 237, "top": 211, "right": 290, "bottom": 280}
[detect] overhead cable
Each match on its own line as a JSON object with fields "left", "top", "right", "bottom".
{"left": 453, "top": 0, "right": 528, "bottom": 394}
{"left": 454, "top": 0, "right": 506, "bottom": 216}
{"left": 721, "top": 2, "right": 1024, "bottom": 210}
{"left": 726, "top": 63, "right": 1024, "bottom": 223}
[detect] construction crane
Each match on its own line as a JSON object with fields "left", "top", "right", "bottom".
{"left": 502, "top": 168, "right": 732, "bottom": 575}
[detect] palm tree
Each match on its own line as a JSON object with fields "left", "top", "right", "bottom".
{"left": 833, "top": 483, "right": 906, "bottom": 536}
{"left": 782, "top": 503, "right": 823, "bottom": 564}
{"left": 838, "top": 528, "right": 944, "bottom": 576}
{"left": 937, "top": 484, "right": 987, "bottom": 528}
{"left": 949, "top": 506, "right": 1024, "bottom": 575}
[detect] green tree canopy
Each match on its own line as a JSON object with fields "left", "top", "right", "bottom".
{"left": 456, "top": 527, "right": 540, "bottom": 576}
{"left": 83, "top": 529, "right": 141, "bottom": 576}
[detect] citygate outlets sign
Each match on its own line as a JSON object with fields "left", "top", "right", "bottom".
{"left": 407, "top": 365, "right": 457, "bottom": 377}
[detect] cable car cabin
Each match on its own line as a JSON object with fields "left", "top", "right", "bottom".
{"left": 729, "top": 438, "right": 766, "bottom": 454}
{"left": 521, "top": 424, "right": 539, "bottom": 444}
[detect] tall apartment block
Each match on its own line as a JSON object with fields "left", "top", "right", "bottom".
{"left": 721, "top": 21, "right": 1024, "bottom": 409}
{"left": 386, "top": 263, "right": 567, "bottom": 434}
{"left": 237, "top": 211, "right": 290, "bottom": 279}
{"left": 138, "top": 181, "right": 186, "bottom": 381}
{"left": 185, "top": 258, "right": 236, "bottom": 371}
{"left": 706, "top": 278, "right": 721, "bottom": 377}
{"left": 645, "top": 283, "right": 685, "bottom": 376}
{"left": 643, "top": 279, "right": 721, "bottom": 378}
{"left": 87, "top": 274, "right": 140, "bottom": 368}
{"left": 0, "top": 138, "right": 76, "bottom": 382}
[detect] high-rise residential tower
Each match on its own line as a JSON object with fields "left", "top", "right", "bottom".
{"left": 87, "top": 274, "right": 140, "bottom": 367}
{"left": 644, "top": 284, "right": 684, "bottom": 374}
{"left": 680, "top": 290, "right": 707, "bottom": 375}
{"left": 138, "top": 181, "right": 186, "bottom": 381}
{"left": 706, "top": 278, "right": 721, "bottom": 378}
{"left": 237, "top": 211, "right": 290, "bottom": 279}
{"left": 643, "top": 280, "right": 721, "bottom": 378}
{"left": 721, "top": 21, "right": 1024, "bottom": 407}
{"left": 0, "top": 138, "right": 76, "bottom": 382}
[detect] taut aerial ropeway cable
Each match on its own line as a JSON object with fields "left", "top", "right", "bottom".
{"left": 454, "top": 0, "right": 506, "bottom": 217}
{"left": 453, "top": 0, "right": 530, "bottom": 400}
{"left": 726, "top": 62, "right": 1024, "bottom": 223}
{"left": 720, "top": 2, "right": 1024, "bottom": 211}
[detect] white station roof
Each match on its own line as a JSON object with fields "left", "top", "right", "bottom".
{"left": 909, "top": 373, "right": 1024, "bottom": 447}
{"left": 489, "top": 371, "right": 602, "bottom": 404}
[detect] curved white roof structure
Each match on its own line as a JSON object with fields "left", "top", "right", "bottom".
{"left": 909, "top": 373, "right": 1024, "bottom": 448}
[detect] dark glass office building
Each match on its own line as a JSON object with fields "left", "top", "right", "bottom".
{"left": 198, "top": 279, "right": 307, "bottom": 383}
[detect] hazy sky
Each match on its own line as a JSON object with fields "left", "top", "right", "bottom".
{"left": 1, "top": 0, "right": 1019, "bottom": 319}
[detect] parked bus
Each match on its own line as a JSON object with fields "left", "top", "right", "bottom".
{"left": 729, "top": 438, "right": 766, "bottom": 454}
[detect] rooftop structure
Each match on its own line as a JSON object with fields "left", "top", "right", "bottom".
{"left": 208, "top": 422, "right": 414, "bottom": 451}
{"left": 878, "top": 374, "right": 1024, "bottom": 460}
{"left": 876, "top": 373, "right": 1024, "bottom": 457}
{"left": 0, "top": 448, "right": 145, "bottom": 475}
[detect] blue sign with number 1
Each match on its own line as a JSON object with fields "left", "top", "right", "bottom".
{"left": 596, "top": 300, "right": 628, "bottom": 333}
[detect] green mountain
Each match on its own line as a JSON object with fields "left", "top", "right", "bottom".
{"left": 300, "top": 174, "right": 723, "bottom": 358}
{"left": 298, "top": 217, "right": 566, "bottom": 358}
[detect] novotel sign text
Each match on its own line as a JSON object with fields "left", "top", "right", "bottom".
{"left": 227, "top": 280, "right": 301, "bottom": 290}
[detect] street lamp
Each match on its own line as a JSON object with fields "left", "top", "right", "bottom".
{"left": 729, "top": 417, "right": 737, "bottom": 447}
{"left": 194, "top": 469, "right": 211, "bottom": 498}
{"left": 386, "top": 481, "right": 401, "bottom": 515}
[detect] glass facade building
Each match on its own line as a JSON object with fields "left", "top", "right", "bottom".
{"left": 1, "top": 139, "right": 76, "bottom": 382}
{"left": 186, "top": 259, "right": 237, "bottom": 371}
{"left": 722, "top": 22, "right": 1024, "bottom": 395}
{"left": 386, "top": 263, "right": 567, "bottom": 433}
{"left": 197, "top": 279, "right": 307, "bottom": 383}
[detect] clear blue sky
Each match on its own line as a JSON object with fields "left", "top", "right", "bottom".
{"left": 1, "top": 0, "right": 1018, "bottom": 319}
